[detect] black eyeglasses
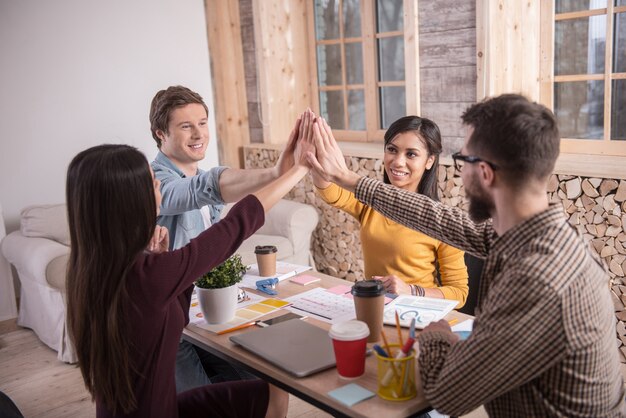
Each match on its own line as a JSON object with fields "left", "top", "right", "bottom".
{"left": 451, "top": 152, "right": 498, "bottom": 172}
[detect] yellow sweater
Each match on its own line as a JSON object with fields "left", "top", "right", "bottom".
{"left": 317, "top": 183, "right": 468, "bottom": 307}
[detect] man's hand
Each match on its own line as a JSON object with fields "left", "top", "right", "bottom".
{"left": 307, "top": 117, "right": 360, "bottom": 192}
{"left": 274, "top": 114, "right": 302, "bottom": 176}
{"left": 421, "top": 319, "right": 459, "bottom": 345}
{"left": 147, "top": 225, "right": 169, "bottom": 254}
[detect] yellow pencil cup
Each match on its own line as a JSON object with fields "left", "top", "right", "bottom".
{"left": 375, "top": 343, "right": 417, "bottom": 401}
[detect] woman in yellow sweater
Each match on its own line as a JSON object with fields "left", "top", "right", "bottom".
{"left": 312, "top": 115, "right": 469, "bottom": 307}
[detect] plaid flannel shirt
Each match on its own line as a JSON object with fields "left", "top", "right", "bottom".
{"left": 355, "top": 176, "right": 625, "bottom": 417}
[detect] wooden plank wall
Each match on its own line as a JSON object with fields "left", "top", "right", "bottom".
{"left": 417, "top": 0, "right": 477, "bottom": 157}
{"left": 252, "top": 0, "right": 312, "bottom": 144}
{"left": 477, "top": 0, "right": 541, "bottom": 101}
{"left": 205, "top": 0, "right": 250, "bottom": 168}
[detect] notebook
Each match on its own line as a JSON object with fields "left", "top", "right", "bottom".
{"left": 383, "top": 295, "right": 458, "bottom": 329}
{"left": 230, "top": 319, "right": 336, "bottom": 377}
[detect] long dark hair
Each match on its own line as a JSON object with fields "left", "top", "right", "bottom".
{"left": 66, "top": 144, "right": 156, "bottom": 414}
{"left": 382, "top": 116, "right": 442, "bottom": 200}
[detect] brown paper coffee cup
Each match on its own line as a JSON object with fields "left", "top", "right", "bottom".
{"left": 352, "top": 280, "right": 385, "bottom": 343}
{"left": 255, "top": 245, "right": 277, "bottom": 277}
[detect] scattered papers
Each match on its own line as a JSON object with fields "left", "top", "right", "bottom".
{"left": 189, "top": 293, "right": 290, "bottom": 334}
{"left": 451, "top": 319, "right": 474, "bottom": 340}
{"left": 284, "top": 287, "right": 356, "bottom": 324}
{"left": 241, "top": 262, "right": 312, "bottom": 289}
{"left": 383, "top": 295, "right": 458, "bottom": 329}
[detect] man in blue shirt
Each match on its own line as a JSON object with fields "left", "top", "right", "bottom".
{"left": 150, "top": 85, "right": 303, "bottom": 393}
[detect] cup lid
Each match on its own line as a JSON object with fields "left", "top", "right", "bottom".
{"left": 351, "top": 279, "right": 385, "bottom": 297}
{"left": 328, "top": 320, "right": 370, "bottom": 341}
{"left": 255, "top": 245, "right": 277, "bottom": 254}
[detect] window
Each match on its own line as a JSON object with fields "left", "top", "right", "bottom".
{"left": 309, "top": 0, "right": 419, "bottom": 141}
{"left": 544, "top": 0, "right": 626, "bottom": 155}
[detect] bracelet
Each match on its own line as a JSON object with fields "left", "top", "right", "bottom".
{"left": 410, "top": 284, "right": 416, "bottom": 296}
{"left": 415, "top": 285, "right": 425, "bottom": 297}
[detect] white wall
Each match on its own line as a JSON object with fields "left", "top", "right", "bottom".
{"left": 0, "top": 0, "right": 220, "bottom": 232}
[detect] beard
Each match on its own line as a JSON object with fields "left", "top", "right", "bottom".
{"left": 465, "top": 173, "right": 494, "bottom": 223}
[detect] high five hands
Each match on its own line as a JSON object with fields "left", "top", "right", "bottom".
{"left": 290, "top": 109, "right": 361, "bottom": 192}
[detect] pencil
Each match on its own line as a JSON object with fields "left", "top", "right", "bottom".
{"left": 380, "top": 330, "right": 400, "bottom": 380}
{"left": 395, "top": 311, "right": 404, "bottom": 347}
{"left": 448, "top": 318, "right": 459, "bottom": 326}
{"left": 216, "top": 321, "right": 256, "bottom": 335}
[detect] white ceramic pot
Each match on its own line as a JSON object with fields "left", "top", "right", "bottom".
{"left": 196, "top": 284, "right": 239, "bottom": 324}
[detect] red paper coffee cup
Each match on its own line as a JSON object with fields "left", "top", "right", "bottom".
{"left": 328, "top": 320, "right": 370, "bottom": 379}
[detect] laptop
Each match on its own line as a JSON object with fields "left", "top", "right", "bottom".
{"left": 230, "top": 319, "right": 336, "bottom": 377}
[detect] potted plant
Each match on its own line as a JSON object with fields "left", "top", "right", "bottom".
{"left": 194, "top": 254, "right": 247, "bottom": 324}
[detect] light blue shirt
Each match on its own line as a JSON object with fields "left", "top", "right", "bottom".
{"left": 151, "top": 151, "right": 228, "bottom": 250}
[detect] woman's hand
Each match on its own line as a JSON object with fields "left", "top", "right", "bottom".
{"left": 377, "top": 275, "right": 412, "bottom": 295}
{"left": 147, "top": 225, "right": 169, "bottom": 253}
{"left": 295, "top": 109, "right": 317, "bottom": 168}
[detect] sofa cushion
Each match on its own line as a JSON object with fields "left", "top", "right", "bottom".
{"left": 20, "top": 204, "right": 70, "bottom": 246}
{"left": 46, "top": 253, "right": 69, "bottom": 292}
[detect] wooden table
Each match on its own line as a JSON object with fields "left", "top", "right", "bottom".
{"left": 183, "top": 270, "right": 471, "bottom": 418}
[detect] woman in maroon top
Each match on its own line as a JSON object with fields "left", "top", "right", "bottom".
{"left": 65, "top": 144, "right": 310, "bottom": 417}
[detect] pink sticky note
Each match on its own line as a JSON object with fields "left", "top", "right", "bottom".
{"left": 290, "top": 275, "right": 321, "bottom": 286}
{"left": 326, "top": 285, "right": 352, "bottom": 295}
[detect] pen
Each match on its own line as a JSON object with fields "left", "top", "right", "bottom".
{"left": 372, "top": 344, "right": 389, "bottom": 358}
{"left": 409, "top": 317, "right": 416, "bottom": 340}
{"left": 216, "top": 321, "right": 256, "bottom": 335}
{"left": 381, "top": 337, "right": 415, "bottom": 386}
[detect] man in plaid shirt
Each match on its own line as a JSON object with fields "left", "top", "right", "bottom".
{"left": 307, "top": 94, "right": 626, "bottom": 417}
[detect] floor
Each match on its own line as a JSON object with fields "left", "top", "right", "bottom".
{"left": 0, "top": 324, "right": 488, "bottom": 418}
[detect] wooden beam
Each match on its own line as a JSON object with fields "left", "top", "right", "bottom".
{"left": 404, "top": 0, "right": 420, "bottom": 116}
{"left": 204, "top": 0, "right": 250, "bottom": 168}
{"left": 478, "top": 0, "right": 541, "bottom": 101}
{"left": 253, "top": 0, "right": 312, "bottom": 144}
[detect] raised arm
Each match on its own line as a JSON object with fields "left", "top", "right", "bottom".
{"left": 307, "top": 117, "right": 493, "bottom": 257}
{"left": 219, "top": 111, "right": 310, "bottom": 203}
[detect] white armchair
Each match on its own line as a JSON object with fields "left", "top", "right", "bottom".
{"left": 1, "top": 200, "right": 319, "bottom": 363}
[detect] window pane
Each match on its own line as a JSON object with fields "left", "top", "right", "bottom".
{"left": 348, "top": 90, "right": 365, "bottom": 130}
{"left": 615, "top": 13, "right": 626, "bottom": 73}
{"left": 320, "top": 90, "right": 345, "bottom": 129}
{"left": 616, "top": 0, "right": 626, "bottom": 6}
{"left": 378, "top": 36, "right": 405, "bottom": 82}
{"left": 345, "top": 42, "right": 363, "bottom": 84}
{"left": 612, "top": 80, "right": 626, "bottom": 140}
{"left": 555, "top": 15, "right": 606, "bottom": 75}
{"left": 343, "top": 0, "right": 361, "bottom": 38}
{"left": 314, "top": 0, "right": 339, "bottom": 40}
{"left": 317, "top": 44, "right": 343, "bottom": 86}
{"left": 376, "top": 0, "right": 403, "bottom": 33}
{"left": 380, "top": 86, "right": 406, "bottom": 129}
{"left": 556, "top": 0, "right": 607, "bottom": 13}
{"left": 554, "top": 81, "right": 604, "bottom": 139}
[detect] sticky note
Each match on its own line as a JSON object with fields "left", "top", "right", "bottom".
{"left": 326, "top": 284, "right": 352, "bottom": 295}
{"left": 290, "top": 275, "right": 321, "bottom": 286}
{"left": 328, "top": 383, "right": 375, "bottom": 407}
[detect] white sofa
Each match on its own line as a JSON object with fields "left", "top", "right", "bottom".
{"left": 1, "top": 200, "right": 319, "bottom": 363}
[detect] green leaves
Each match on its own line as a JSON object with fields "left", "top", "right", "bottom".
{"left": 194, "top": 254, "right": 248, "bottom": 289}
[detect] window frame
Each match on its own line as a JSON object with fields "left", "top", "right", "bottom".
{"left": 306, "top": 0, "right": 420, "bottom": 142}
{"left": 540, "top": 1, "right": 626, "bottom": 156}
